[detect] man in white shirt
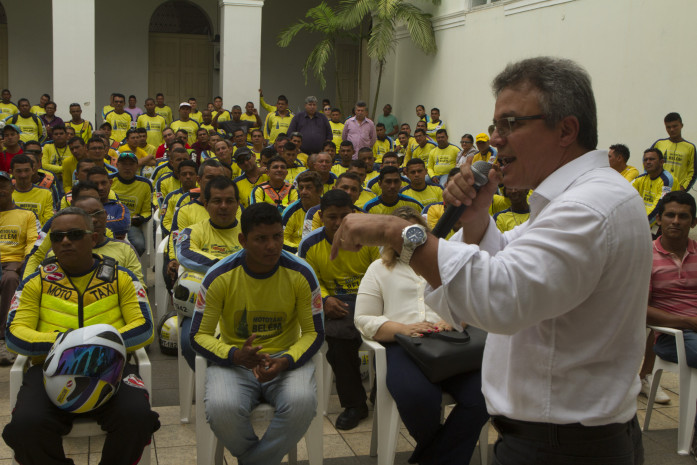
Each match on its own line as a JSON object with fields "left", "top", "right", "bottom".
{"left": 330, "top": 56, "right": 651, "bottom": 464}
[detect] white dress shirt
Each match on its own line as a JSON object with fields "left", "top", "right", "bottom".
{"left": 425, "top": 150, "right": 653, "bottom": 426}
{"left": 355, "top": 259, "right": 443, "bottom": 339}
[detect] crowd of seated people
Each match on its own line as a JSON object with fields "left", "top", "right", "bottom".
{"left": 0, "top": 85, "right": 695, "bottom": 464}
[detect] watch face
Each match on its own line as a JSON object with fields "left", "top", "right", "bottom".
{"left": 406, "top": 226, "right": 426, "bottom": 243}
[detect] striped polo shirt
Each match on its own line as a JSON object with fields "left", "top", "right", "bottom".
{"left": 649, "top": 237, "right": 697, "bottom": 318}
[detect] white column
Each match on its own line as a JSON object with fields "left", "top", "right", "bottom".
{"left": 219, "top": 0, "right": 264, "bottom": 109}
{"left": 52, "top": 0, "right": 96, "bottom": 125}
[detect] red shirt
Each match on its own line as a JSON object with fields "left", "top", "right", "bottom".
{"left": 0, "top": 147, "right": 24, "bottom": 172}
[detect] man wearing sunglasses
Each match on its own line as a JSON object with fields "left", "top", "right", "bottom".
{"left": 23, "top": 194, "right": 145, "bottom": 286}
{"left": 3, "top": 206, "right": 158, "bottom": 465}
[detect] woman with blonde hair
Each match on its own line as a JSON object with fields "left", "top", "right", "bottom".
{"left": 355, "top": 206, "right": 488, "bottom": 465}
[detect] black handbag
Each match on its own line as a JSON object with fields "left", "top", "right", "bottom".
{"left": 394, "top": 326, "right": 487, "bottom": 383}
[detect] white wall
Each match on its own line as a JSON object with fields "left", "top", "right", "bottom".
{"left": 375, "top": 0, "right": 697, "bottom": 195}
{"left": 4, "top": 0, "right": 52, "bottom": 105}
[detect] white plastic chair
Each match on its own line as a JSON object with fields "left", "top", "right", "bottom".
{"left": 361, "top": 337, "right": 490, "bottom": 465}
{"left": 643, "top": 325, "right": 697, "bottom": 455}
{"left": 195, "top": 351, "right": 325, "bottom": 465}
{"left": 10, "top": 347, "right": 153, "bottom": 465}
{"left": 154, "top": 237, "right": 170, "bottom": 324}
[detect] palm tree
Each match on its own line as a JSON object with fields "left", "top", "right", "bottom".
{"left": 277, "top": 2, "right": 359, "bottom": 114}
{"left": 339, "top": 0, "right": 439, "bottom": 120}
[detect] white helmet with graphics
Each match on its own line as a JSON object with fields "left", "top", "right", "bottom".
{"left": 43, "top": 324, "right": 127, "bottom": 413}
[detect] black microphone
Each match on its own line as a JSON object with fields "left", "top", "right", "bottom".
{"left": 432, "top": 161, "right": 493, "bottom": 238}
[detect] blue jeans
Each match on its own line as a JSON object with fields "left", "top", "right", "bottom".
{"left": 654, "top": 330, "right": 697, "bottom": 427}
{"left": 384, "top": 343, "right": 489, "bottom": 465}
{"left": 180, "top": 316, "right": 195, "bottom": 371}
{"left": 205, "top": 359, "right": 317, "bottom": 465}
{"left": 128, "top": 225, "right": 146, "bottom": 256}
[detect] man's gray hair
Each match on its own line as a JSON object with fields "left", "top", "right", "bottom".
{"left": 304, "top": 96, "right": 318, "bottom": 104}
{"left": 52, "top": 207, "right": 93, "bottom": 231}
{"left": 199, "top": 158, "right": 223, "bottom": 177}
{"left": 492, "top": 56, "right": 597, "bottom": 151}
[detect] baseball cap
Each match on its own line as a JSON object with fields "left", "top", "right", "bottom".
{"left": 179, "top": 102, "right": 192, "bottom": 108}
{"left": 235, "top": 148, "right": 253, "bottom": 164}
{"left": 475, "top": 133, "right": 489, "bottom": 143}
{"left": 2, "top": 124, "right": 21, "bottom": 135}
{"left": 0, "top": 171, "right": 12, "bottom": 181}
{"left": 117, "top": 152, "right": 138, "bottom": 161}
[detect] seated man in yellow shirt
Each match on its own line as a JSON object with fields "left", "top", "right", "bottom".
{"left": 298, "top": 189, "right": 379, "bottom": 430}
{"left": 10, "top": 155, "right": 54, "bottom": 226}
{"left": 176, "top": 175, "right": 243, "bottom": 369}
{"left": 608, "top": 144, "right": 639, "bottom": 182}
{"left": 0, "top": 170, "right": 39, "bottom": 365}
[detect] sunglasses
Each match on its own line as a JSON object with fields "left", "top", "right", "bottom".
{"left": 49, "top": 229, "right": 93, "bottom": 243}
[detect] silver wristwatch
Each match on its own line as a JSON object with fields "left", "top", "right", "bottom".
{"left": 399, "top": 224, "right": 427, "bottom": 264}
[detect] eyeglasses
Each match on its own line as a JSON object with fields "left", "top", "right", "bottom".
{"left": 492, "top": 114, "right": 546, "bottom": 137}
{"left": 49, "top": 229, "right": 93, "bottom": 243}
{"left": 87, "top": 209, "right": 106, "bottom": 217}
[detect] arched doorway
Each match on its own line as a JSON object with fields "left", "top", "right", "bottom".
{"left": 0, "top": 2, "right": 8, "bottom": 90}
{"left": 148, "top": 1, "right": 213, "bottom": 109}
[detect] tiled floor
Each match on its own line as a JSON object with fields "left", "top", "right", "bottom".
{"left": 0, "top": 349, "right": 694, "bottom": 465}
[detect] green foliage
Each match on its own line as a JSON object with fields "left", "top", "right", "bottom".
{"left": 338, "top": 0, "right": 439, "bottom": 119}
{"left": 277, "top": 2, "right": 358, "bottom": 90}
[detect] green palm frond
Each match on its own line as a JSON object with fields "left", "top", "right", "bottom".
{"left": 367, "top": 17, "right": 398, "bottom": 62}
{"left": 337, "top": 0, "right": 374, "bottom": 28}
{"left": 395, "top": 3, "right": 437, "bottom": 55}
{"left": 302, "top": 39, "right": 334, "bottom": 89}
{"left": 277, "top": 21, "right": 310, "bottom": 48}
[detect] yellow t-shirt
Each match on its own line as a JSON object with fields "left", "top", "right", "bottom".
{"left": 632, "top": 171, "right": 675, "bottom": 224}
{"left": 264, "top": 111, "right": 293, "bottom": 143}
{"left": 330, "top": 121, "right": 345, "bottom": 148}
{"left": 190, "top": 250, "right": 323, "bottom": 366}
{"left": 494, "top": 209, "right": 531, "bottom": 233}
{"left": 408, "top": 142, "right": 436, "bottom": 164}
{"left": 652, "top": 138, "right": 696, "bottom": 190}
{"left": 234, "top": 173, "right": 269, "bottom": 209}
{"left": 189, "top": 110, "right": 203, "bottom": 124}
{"left": 170, "top": 119, "right": 201, "bottom": 146}
{"left": 363, "top": 194, "right": 423, "bottom": 216}
{"left": 30, "top": 106, "right": 46, "bottom": 117}
{"left": 0, "top": 102, "right": 19, "bottom": 118}
{"left": 400, "top": 183, "right": 443, "bottom": 207}
{"left": 12, "top": 186, "right": 54, "bottom": 226}
{"left": 0, "top": 207, "right": 39, "bottom": 262}
{"left": 372, "top": 137, "right": 394, "bottom": 164}
{"left": 110, "top": 175, "right": 153, "bottom": 218}
{"left": 136, "top": 114, "right": 167, "bottom": 147}
{"left": 11, "top": 114, "right": 45, "bottom": 143}
{"left": 212, "top": 109, "right": 231, "bottom": 123}
{"left": 620, "top": 165, "right": 640, "bottom": 182}
{"left": 104, "top": 111, "right": 134, "bottom": 144}
{"left": 427, "top": 144, "right": 459, "bottom": 177}
{"left": 281, "top": 200, "right": 310, "bottom": 252}
{"left": 155, "top": 105, "right": 173, "bottom": 126}
{"left": 298, "top": 227, "right": 379, "bottom": 298}
{"left": 41, "top": 143, "right": 72, "bottom": 175}
{"left": 67, "top": 120, "right": 93, "bottom": 144}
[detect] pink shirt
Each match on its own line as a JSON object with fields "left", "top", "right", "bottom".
{"left": 342, "top": 116, "right": 376, "bottom": 159}
{"left": 649, "top": 237, "right": 697, "bottom": 318}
